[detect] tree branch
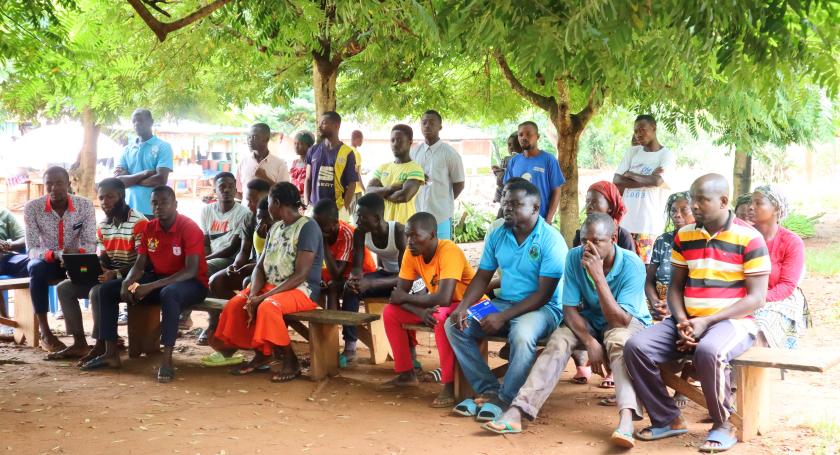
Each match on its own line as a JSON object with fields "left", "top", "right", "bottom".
{"left": 127, "top": 0, "right": 231, "bottom": 42}
{"left": 576, "top": 83, "right": 606, "bottom": 129}
{"left": 494, "top": 49, "right": 553, "bottom": 111}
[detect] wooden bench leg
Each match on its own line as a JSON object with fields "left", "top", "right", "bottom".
{"left": 735, "top": 365, "right": 771, "bottom": 442}
{"left": 12, "top": 289, "right": 38, "bottom": 348}
{"left": 308, "top": 322, "right": 339, "bottom": 381}
{"left": 127, "top": 304, "right": 161, "bottom": 358}
{"left": 361, "top": 301, "right": 391, "bottom": 365}
{"left": 454, "top": 339, "right": 488, "bottom": 401}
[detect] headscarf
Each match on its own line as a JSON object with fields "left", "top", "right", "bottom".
{"left": 588, "top": 181, "right": 626, "bottom": 225}
{"left": 664, "top": 191, "right": 691, "bottom": 231}
{"left": 734, "top": 193, "right": 752, "bottom": 212}
{"left": 753, "top": 184, "right": 789, "bottom": 221}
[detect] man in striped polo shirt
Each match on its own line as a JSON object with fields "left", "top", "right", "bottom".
{"left": 624, "top": 174, "right": 770, "bottom": 452}
{"left": 50, "top": 178, "right": 147, "bottom": 362}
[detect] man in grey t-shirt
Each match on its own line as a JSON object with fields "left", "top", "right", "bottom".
{"left": 410, "top": 110, "right": 465, "bottom": 240}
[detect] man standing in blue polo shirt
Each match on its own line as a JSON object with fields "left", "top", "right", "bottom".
{"left": 504, "top": 121, "right": 565, "bottom": 222}
{"left": 115, "top": 109, "right": 174, "bottom": 219}
{"left": 446, "top": 180, "right": 568, "bottom": 422}
{"left": 483, "top": 213, "right": 651, "bottom": 448}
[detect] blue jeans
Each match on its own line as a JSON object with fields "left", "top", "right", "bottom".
{"left": 445, "top": 299, "right": 558, "bottom": 405}
{"left": 98, "top": 273, "right": 207, "bottom": 346}
{"left": 436, "top": 219, "right": 452, "bottom": 240}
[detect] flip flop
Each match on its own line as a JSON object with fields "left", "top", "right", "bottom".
{"left": 598, "top": 396, "right": 617, "bottom": 407}
{"left": 270, "top": 368, "right": 301, "bottom": 383}
{"left": 571, "top": 366, "right": 591, "bottom": 384}
{"left": 673, "top": 392, "right": 689, "bottom": 409}
{"left": 610, "top": 429, "right": 635, "bottom": 448}
{"left": 157, "top": 365, "right": 175, "bottom": 383}
{"left": 476, "top": 402, "right": 503, "bottom": 423}
{"left": 79, "top": 356, "right": 120, "bottom": 371}
{"left": 45, "top": 347, "right": 88, "bottom": 361}
{"left": 201, "top": 352, "right": 244, "bottom": 367}
{"left": 698, "top": 427, "right": 738, "bottom": 452}
{"left": 229, "top": 359, "right": 270, "bottom": 375}
{"left": 453, "top": 399, "right": 479, "bottom": 417}
{"left": 635, "top": 425, "right": 688, "bottom": 441}
{"left": 599, "top": 375, "right": 615, "bottom": 389}
{"left": 430, "top": 394, "right": 455, "bottom": 408}
{"left": 482, "top": 420, "right": 522, "bottom": 435}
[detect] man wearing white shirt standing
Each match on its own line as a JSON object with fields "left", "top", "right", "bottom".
{"left": 612, "top": 115, "right": 674, "bottom": 264}
{"left": 236, "top": 123, "right": 289, "bottom": 197}
{"left": 410, "top": 110, "right": 465, "bottom": 240}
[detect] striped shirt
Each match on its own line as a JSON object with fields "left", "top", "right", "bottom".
{"left": 97, "top": 208, "right": 148, "bottom": 272}
{"left": 671, "top": 212, "right": 770, "bottom": 317}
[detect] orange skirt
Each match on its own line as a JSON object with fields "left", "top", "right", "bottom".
{"left": 214, "top": 284, "right": 317, "bottom": 355}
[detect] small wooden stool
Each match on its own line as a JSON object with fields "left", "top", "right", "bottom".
{"left": 357, "top": 298, "right": 392, "bottom": 364}
{"left": 127, "top": 304, "right": 161, "bottom": 357}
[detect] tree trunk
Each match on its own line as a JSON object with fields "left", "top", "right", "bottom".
{"left": 313, "top": 57, "right": 338, "bottom": 118}
{"left": 732, "top": 148, "right": 752, "bottom": 198}
{"left": 71, "top": 106, "right": 99, "bottom": 200}
{"left": 553, "top": 119, "right": 584, "bottom": 245}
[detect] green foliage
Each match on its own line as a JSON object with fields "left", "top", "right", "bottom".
{"left": 452, "top": 203, "right": 495, "bottom": 244}
{"left": 782, "top": 211, "right": 824, "bottom": 240}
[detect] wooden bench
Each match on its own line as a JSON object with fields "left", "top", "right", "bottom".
{"left": 403, "top": 323, "right": 550, "bottom": 400}
{"left": 357, "top": 298, "right": 391, "bottom": 365}
{"left": 192, "top": 298, "right": 380, "bottom": 380}
{"left": 0, "top": 278, "right": 38, "bottom": 347}
{"left": 662, "top": 346, "right": 840, "bottom": 442}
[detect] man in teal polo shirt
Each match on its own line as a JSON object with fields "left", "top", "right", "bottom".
{"left": 115, "top": 108, "right": 174, "bottom": 218}
{"left": 483, "top": 213, "right": 651, "bottom": 448}
{"left": 445, "top": 179, "right": 568, "bottom": 422}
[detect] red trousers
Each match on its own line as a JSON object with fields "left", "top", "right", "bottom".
{"left": 215, "top": 285, "right": 317, "bottom": 355}
{"left": 382, "top": 303, "right": 456, "bottom": 383}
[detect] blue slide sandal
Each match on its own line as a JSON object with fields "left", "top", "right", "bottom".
{"left": 475, "top": 402, "right": 503, "bottom": 422}
{"left": 634, "top": 425, "right": 688, "bottom": 441}
{"left": 453, "top": 398, "right": 479, "bottom": 417}
{"left": 699, "top": 427, "right": 738, "bottom": 452}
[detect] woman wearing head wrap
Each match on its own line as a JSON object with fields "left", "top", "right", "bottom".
{"left": 573, "top": 181, "right": 636, "bottom": 252}
{"left": 734, "top": 193, "right": 753, "bottom": 223}
{"left": 290, "top": 131, "right": 316, "bottom": 196}
{"left": 570, "top": 181, "right": 634, "bottom": 388}
{"left": 750, "top": 185, "right": 809, "bottom": 349}
{"left": 645, "top": 191, "right": 694, "bottom": 321}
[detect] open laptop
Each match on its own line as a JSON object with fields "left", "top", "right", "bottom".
{"left": 62, "top": 253, "right": 103, "bottom": 286}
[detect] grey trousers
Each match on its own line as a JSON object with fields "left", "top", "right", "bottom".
{"left": 512, "top": 318, "right": 647, "bottom": 421}
{"left": 55, "top": 279, "right": 101, "bottom": 339}
{"left": 624, "top": 317, "right": 756, "bottom": 427}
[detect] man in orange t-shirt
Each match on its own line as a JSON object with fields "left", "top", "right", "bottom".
{"left": 313, "top": 200, "right": 376, "bottom": 362}
{"left": 379, "top": 211, "right": 480, "bottom": 408}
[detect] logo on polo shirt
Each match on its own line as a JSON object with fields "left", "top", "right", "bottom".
{"left": 528, "top": 244, "right": 540, "bottom": 261}
{"left": 147, "top": 238, "right": 159, "bottom": 252}
{"left": 173, "top": 246, "right": 182, "bottom": 256}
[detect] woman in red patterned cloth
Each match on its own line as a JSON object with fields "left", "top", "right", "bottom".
{"left": 289, "top": 131, "right": 315, "bottom": 197}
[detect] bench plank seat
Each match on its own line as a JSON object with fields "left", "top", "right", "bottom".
{"left": 0, "top": 277, "right": 30, "bottom": 291}
{"left": 731, "top": 347, "right": 840, "bottom": 372}
{"left": 286, "top": 310, "right": 379, "bottom": 326}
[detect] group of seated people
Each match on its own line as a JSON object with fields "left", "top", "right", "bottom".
{"left": 0, "top": 147, "right": 808, "bottom": 452}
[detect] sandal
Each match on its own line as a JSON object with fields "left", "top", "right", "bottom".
{"left": 673, "top": 392, "right": 688, "bottom": 409}
{"left": 270, "top": 368, "right": 301, "bottom": 383}
{"left": 482, "top": 420, "right": 522, "bottom": 434}
{"left": 229, "top": 357, "right": 270, "bottom": 375}
{"left": 571, "top": 365, "right": 591, "bottom": 385}
{"left": 45, "top": 345, "right": 89, "bottom": 360}
{"left": 610, "top": 429, "right": 635, "bottom": 448}
{"left": 157, "top": 365, "right": 176, "bottom": 383}
{"left": 599, "top": 373, "right": 615, "bottom": 389}
{"left": 476, "top": 402, "right": 504, "bottom": 423}
{"left": 598, "top": 396, "right": 617, "bottom": 407}
{"left": 698, "top": 427, "right": 738, "bottom": 452}
{"left": 453, "top": 399, "right": 479, "bottom": 417}
{"left": 420, "top": 368, "right": 442, "bottom": 383}
{"left": 430, "top": 391, "right": 455, "bottom": 408}
{"left": 196, "top": 329, "right": 210, "bottom": 346}
{"left": 201, "top": 352, "right": 244, "bottom": 367}
{"left": 635, "top": 425, "right": 688, "bottom": 441}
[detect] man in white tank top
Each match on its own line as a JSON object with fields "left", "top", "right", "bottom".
{"left": 347, "top": 194, "right": 407, "bottom": 298}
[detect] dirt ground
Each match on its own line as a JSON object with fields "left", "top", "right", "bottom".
{"left": 2, "top": 237, "right": 839, "bottom": 455}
